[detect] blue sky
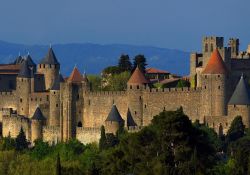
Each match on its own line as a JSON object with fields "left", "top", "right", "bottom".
{"left": 0, "top": 0, "right": 249, "bottom": 52}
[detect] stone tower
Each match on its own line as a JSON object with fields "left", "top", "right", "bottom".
{"left": 31, "top": 107, "right": 46, "bottom": 144}
{"left": 228, "top": 38, "right": 239, "bottom": 58}
{"left": 61, "top": 67, "right": 85, "bottom": 141}
{"left": 228, "top": 75, "right": 250, "bottom": 127}
{"left": 37, "top": 47, "right": 60, "bottom": 90}
{"left": 49, "top": 74, "right": 64, "bottom": 126}
{"left": 127, "top": 66, "right": 150, "bottom": 126}
{"left": 105, "top": 104, "right": 124, "bottom": 134}
{"left": 202, "top": 36, "right": 224, "bottom": 67}
{"left": 201, "top": 49, "right": 228, "bottom": 117}
{"left": 16, "top": 60, "right": 32, "bottom": 116}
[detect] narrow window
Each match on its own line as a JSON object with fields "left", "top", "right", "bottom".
{"left": 56, "top": 104, "right": 58, "bottom": 107}
{"left": 210, "top": 44, "right": 213, "bottom": 52}
{"left": 205, "top": 43, "right": 208, "bottom": 52}
{"left": 20, "top": 98, "right": 22, "bottom": 103}
{"left": 218, "top": 86, "right": 220, "bottom": 89}
{"left": 135, "top": 111, "right": 137, "bottom": 115}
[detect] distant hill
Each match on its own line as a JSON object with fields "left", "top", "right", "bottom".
{"left": 0, "top": 40, "right": 190, "bottom": 76}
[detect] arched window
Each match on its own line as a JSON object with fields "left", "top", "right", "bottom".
{"left": 77, "top": 121, "right": 82, "bottom": 127}
{"left": 210, "top": 44, "right": 213, "bottom": 52}
{"left": 205, "top": 43, "right": 208, "bottom": 52}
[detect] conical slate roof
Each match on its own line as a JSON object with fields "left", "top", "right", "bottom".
{"left": 127, "top": 108, "right": 137, "bottom": 127}
{"left": 59, "top": 74, "right": 65, "bottom": 82}
{"left": 105, "top": 105, "right": 124, "bottom": 123}
{"left": 18, "top": 60, "right": 31, "bottom": 78}
{"left": 26, "top": 54, "right": 36, "bottom": 67}
{"left": 13, "top": 55, "right": 24, "bottom": 64}
{"left": 228, "top": 75, "right": 250, "bottom": 105}
{"left": 128, "top": 66, "right": 150, "bottom": 85}
{"left": 202, "top": 49, "right": 228, "bottom": 74}
{"left": 31, "top": 107, "right": 46, "bottom": 120}
{"left": 67, "top": 67, "right": 84, "bottom": 83}
{"left": 39, "top": 47, "right": 59, "bottom": 65}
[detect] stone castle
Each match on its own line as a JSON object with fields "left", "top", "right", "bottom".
{"left": 1, "top": 36, "right": 250, "bottom": 144}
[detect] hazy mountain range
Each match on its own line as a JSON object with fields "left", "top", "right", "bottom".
{"left": 0, "top": 40, "right": 190, "bottom": 76}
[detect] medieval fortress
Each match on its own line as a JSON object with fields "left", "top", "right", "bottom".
{"left": 1, "top": 36, "right": 250, "bottom": 144}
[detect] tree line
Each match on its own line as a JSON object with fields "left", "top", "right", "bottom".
{"left": 0, "top": 109, "right": 249, "bottom": 174}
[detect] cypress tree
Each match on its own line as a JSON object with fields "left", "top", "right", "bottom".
{"left": 56, "top": 153, "right": 61, "bottom": 175}
{"left": 118, "top": 54, "right": 132, "bottom": 72}
{"left": 99, "top": 125, "right": 107, "bottom": 150}
{"left": 15, "top": 127, "right": 28, "bottom": 151}
{"left": 133, "top": 54, "right": 147, "bottom": 73}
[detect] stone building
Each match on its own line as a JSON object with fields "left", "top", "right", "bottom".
{"left": 1, "top": 36, "right": 250, "bottom": 144}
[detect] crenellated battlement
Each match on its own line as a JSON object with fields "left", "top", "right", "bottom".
{"left": 146, "top": 87, "right": 202, "bottom": 93}
{"left": 86, "top": 91, "right": 127, "bottom": 96}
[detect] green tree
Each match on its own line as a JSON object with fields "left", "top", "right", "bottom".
{"left": 118, "top": 54, "right": 132, "bottom": 72}
{"left": 103, "top": 71, "right": 130, "bottom": 91}
{"left": 176, "top": 79, "right": 190, "bottom": 88}
{"left": 226, "top": 116, "right": 245, "bottom": 143}
{"left": 133, "top": 54, "right": 147, "bottom": 73}
{"left": 15, "top": 127, "right": 28, "bottom": 151}
{"left": 102, "top": 66, "right": 121, "bottom": 76}
{"left": 0, "top": 134, "right": 16, "bottom": 151}
{"left": 30, "top": 139, "right": 51, "bottom": 159}
{"left": 88, "top": 75, "right": 102, "bottom": 91}
{"left": 99, "top": 126, "right": 107, "bottom": 151}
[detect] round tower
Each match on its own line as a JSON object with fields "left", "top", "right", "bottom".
{"left": 201, "top": 48, "right": 228, "bottom": 117}
{"left": 49, "top": 74, "right": 64, "bottom": 126}
{"left": 127, "top": 66, "right": 150, "bottom": 126}
{"left": 37, "top": 47, "right": 60, "bottom": 90}
{"left": 105, "top": 105, "right": 124, "bottom": 134}
{"left": 16, "top": 60, "right": 31, "bottom": 116}
{"left": 228, "top": 74, "right": 250, "bottom": 127}
{"left": 31, "top": 107, "right": 46, "bottom": 144}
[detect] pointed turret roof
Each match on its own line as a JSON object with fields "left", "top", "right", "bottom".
{"left": 59, "top": 74, "right": 65, "bottom": 82}
{"left": 39, "top": 47, "right": 60, "bottom": 65}
{"left": 13, "top": 55, "right": 24, "bottom": 64}
{"left": 128, "top": 66, "right": 150, "bottom": 85}
{"left": 202, "top": 49, "right": 228, "bottom": 74}
{"left": 67, "top": 67, "right": 84, "bottom": 83}
{"left": 228, "top": 75, "right": 250, "bottom": 105}
{"left": 105, "top": 105, "right": 124, "bottom": 123}
{"left": 31, "top": 107, "right": 46, "bottom": 120}
{"left": 26, "top": 54, "right": 36, "bottom": 67}
{"left": 127, "top": 108, "right": 137, "bottom": 127}
{"left": 18, "top": 60, "right": 31, "bottom": 78}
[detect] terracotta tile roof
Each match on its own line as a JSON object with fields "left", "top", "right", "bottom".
{"left": 202, "top": 49, "right": 228, "bottom": 74}
{"left": 128, "top": 66, "right": 150, "bottom": 85}
{"left": 0, "top": 64, "right": 20, "bottom": 71}
{"left": 67, "top": 66, "right": 84, "bottom": 83}
{"left": 146, "top": 68, "right": 169, "bottom": 74}
{"left": 160, "top": 78, "right": 180, "bottom": 84}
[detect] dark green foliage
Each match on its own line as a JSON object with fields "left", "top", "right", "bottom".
{"left": 99, "top": 126, "right": 107, "bottom": 151}
{"left": 15, "top": 127, "right": 28, "bottom": 151}
{"left": 133, "top": 54, "right": 147, "bottom": 73}
{"left": 30, "top": 139, "right": 51, "bottom": 159}
{"left": 56, "top": 154, "right": 61, "bottom": 175}
{"left": 118, "top": 54, "right": 132, "bottom": 72}
{"left": 87, "top": 75, "right": 102, "bottom": 91}
{"left": 103, "top": 71, "right": 130, "bottom": 91}
{"left": 0, "top": 135, "right": 16, "bottom": 151}
{"left": 176, "top": 79, "right": 190, "bottom": 88}
{"left": 226, "top": 116, "right": 245, "bottom": 143}
{"left": 101, "top": 108, "right": 216, "bottom": 174}
{"left": 106, "top": 134, "right": 119, "bottom": 148}
{"left": 102, "top": 66, "right": 121, "bottom": 75}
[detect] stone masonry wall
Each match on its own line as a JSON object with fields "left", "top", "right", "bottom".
{"left": 83, "top": 91, "right": 128, "bottom": 128}
{"left": 76, "top": 127, "right": 100, "bottom": 144}
{"left": 43, "top": 126, "right": 61, "bottom": 144}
